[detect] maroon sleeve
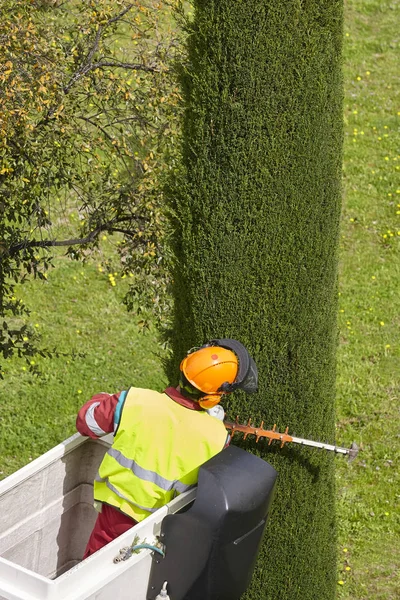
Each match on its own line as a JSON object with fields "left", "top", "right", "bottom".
{"left": 76, "top": 392, "right": 121, "bottom": 438}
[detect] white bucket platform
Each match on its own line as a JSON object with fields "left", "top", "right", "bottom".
{"left": 0, "top": 433, "right": 195, "bottom": 600}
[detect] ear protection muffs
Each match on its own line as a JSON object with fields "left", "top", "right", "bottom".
{"left": 201, "top": 338, "right": 258, "bottom": 394}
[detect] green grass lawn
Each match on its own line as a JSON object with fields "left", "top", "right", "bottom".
{"left": 336, "top": 0, "right": 400, "bottom": 598}
{"left": 0, "top": 0, "right": 399, "bottom": 598}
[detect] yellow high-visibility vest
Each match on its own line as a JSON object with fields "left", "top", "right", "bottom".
{"left": 94, "top": 387, "right": 228, "bottom": 522}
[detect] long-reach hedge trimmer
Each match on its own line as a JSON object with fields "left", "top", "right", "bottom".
{"left": 224, "top": 417, "right": 359, "bottom": 461}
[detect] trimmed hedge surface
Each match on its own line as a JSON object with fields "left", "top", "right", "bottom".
{"left": 168, "top": 1, "right": 343, "bottom": 599}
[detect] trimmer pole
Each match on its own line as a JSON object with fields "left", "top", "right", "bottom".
{"left": 224, "top": 418, "right": 359, "bottom": 461}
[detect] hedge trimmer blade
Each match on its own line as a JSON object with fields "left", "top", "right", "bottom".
{"left": 224, "top": 417, "right": 359, "bottom": 462}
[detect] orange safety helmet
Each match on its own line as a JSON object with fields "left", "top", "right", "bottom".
{"left": 180, "top": 345, "right": 239, "bottom": 409}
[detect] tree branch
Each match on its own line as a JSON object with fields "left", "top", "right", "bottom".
{"left": 92, "top": 60, "right": 159, "bottom": 73}
{"left": 107, "top": 3, "right": 134, "bottom": 25}
{"left": 5, "top": 222, "right": 138, "bottom": 255}
{"left": 63, "top": 4, "right": 136, "bottom": 94}
{"left": 77, "top": 115, "right": 115, "bottom": 143}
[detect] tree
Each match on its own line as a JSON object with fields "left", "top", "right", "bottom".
{"left": 0, "top": 0, "right": 181, "bottom": 373}
{"left": 167, "top": 1, "right": 343, "bottom": 598}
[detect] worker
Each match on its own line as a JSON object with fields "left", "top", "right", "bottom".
{"left": 76, "top": 338, "right": 258, "bottom": 558}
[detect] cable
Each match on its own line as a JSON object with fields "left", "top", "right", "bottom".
{"left": 113, "top": 543, "right": 165, "bottom": 563}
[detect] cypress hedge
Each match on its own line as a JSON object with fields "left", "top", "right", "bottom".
{"left": 167, "top": 1, "right": 343, "bottom": 599}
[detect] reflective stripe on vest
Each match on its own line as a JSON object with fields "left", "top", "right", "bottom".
{"left": 94, "top": 387, "right": 227, "bottom": 522}
{"left": 102, "top": 447, "right": 194, "bottom": 494}
{"left": 95, "top": 474, "right": 159, "bottom": 513}
{"left": 85, "top": 402, "right": 107, "bottom": 437}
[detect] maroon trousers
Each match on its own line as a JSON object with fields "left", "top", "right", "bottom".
{"left": 83, "top": 504, "right": 137, "bottom": 559}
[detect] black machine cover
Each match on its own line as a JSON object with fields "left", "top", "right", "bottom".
{"left": 147, "top": 445, "right": 277, "bottom": 600}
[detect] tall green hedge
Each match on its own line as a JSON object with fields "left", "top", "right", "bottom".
{"left": 167, "top": 1, "right": 343, "bottom": 598}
